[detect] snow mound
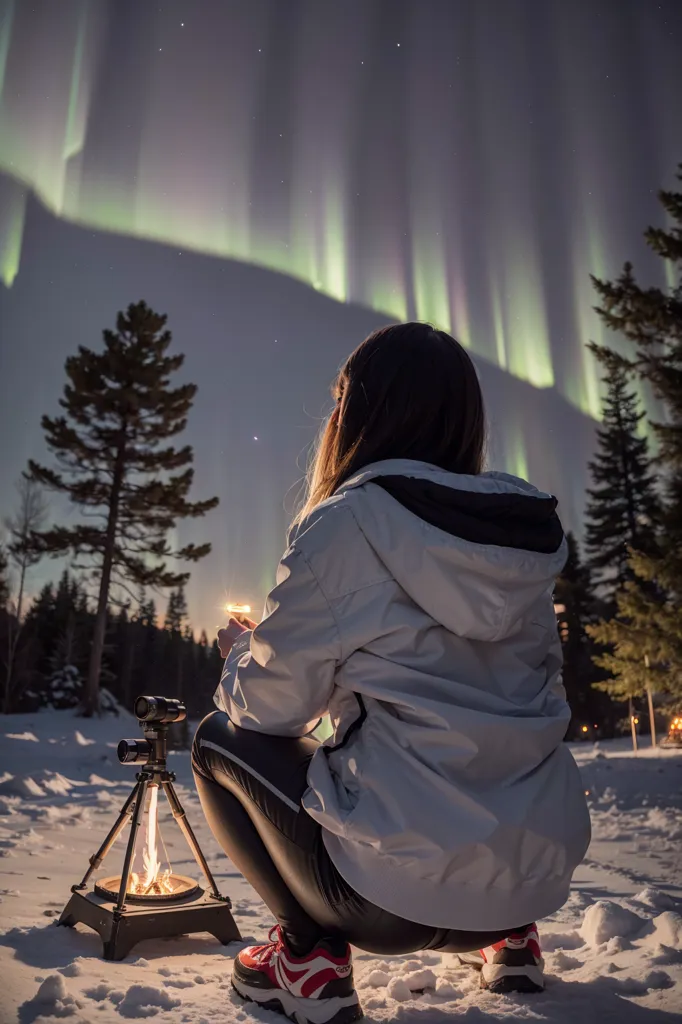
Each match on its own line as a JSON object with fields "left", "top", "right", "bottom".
{"left": 645, "top": 807, "right": 682, "bottom": 839}
{"left": 364, "top": 969, "right": 391, "bottom": 988}
{"left": 42, "top": 772, "right": 75, "bottom": 796}
{"left": 20, "top": 974, "right": 82, "bottom": 1022}
{"left": 642, "top": 912, "right": 682, "bottom": 950}
{"left": 580, "top": 900, "right": 647, "bottom": 947}
{"left": 115, "top": 984, "right": 181, "bottom": 1018}
{"left": 74, "top": 730, "right": 95, "bottom": 747}
{"left": 0, "top": 770, "right": 76, "bottom": 799}
{"left": 0, "top": 795, "right": 17, "bottom": 815}
{"left": 5, "top": 731, "right": 39, "bottom": 742}
{"left": 0, "top": 774, "right": 47, "bottom": 798}
{"left": 552, "top": 950, "right": 583, "bottom": 971}
{"left": 401, "top": 967, "right": 437, "bottom": 991}
{"left": 386, "top": 976, "right": 413, "bottom": 1002}
{"left": 633, "top": 886, "right": 676, "bottom": 910}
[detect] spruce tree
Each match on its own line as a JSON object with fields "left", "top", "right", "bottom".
{"left": 164, "top": 588, "right": 189, "bottom": 634}
{"left": 164, "top": 587, "right": 190, "bottom": 745}
{"left": 587, "top": 164, "right": 682, "bottom": 711}
{"left": 3, "top": 476, "right": 47, "bottom": 711}
{"left": 584, "top": 360, "right": 660, "bottom": 598}
{"left": 29, "top": 301, "right": 218, "bottom": 715}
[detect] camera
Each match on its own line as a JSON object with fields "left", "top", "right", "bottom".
{"left": 117, "top": 696, "right": 188, "bottom": 766}
{"left": 117, "top": 738, "right": 152, "bottom": 764}
{"left": 133, "top": 695, "right": 186, "bottom": 724}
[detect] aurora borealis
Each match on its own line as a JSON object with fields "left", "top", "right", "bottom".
{"left": 0, "top": 0, "right": 681, "bottom": 625}
{"left": 2, "top": 0, "right": 680, "bottom": 418}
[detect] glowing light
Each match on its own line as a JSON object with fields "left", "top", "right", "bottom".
{"left": 128, "top": 785, "right": 173, "bottom": 897}
{"left": 0, "top": 0, "right": 676, "bottom": 434}
{"left": 62, "top": 2, "right": 88, "bottom": 163}
{"left": 142, "top": 785, "right": 161, "bottom": 888}
{"left": 226, "top": 603, "right": 252, "bottom": 616}
{"left": 581, "top": 725, "right": 589, "bottom": 733}
{"left": 0, "top": 0, "right": 15, "bottom": 103}
{"left": 0, "top": 181, "right": 26, "bottom": 286}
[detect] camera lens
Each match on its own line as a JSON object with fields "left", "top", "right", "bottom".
{"left": 133, "top": 695, "right": 186, "bottom": 724}
{"left": 118, "top": 738, "right": 152, "bottom": 764}
{"left": 134, "top": 696, "right": 152, "bottom": 719}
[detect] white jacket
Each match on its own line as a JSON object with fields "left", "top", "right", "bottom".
{"left": 216, "top": 460, "right": 591, "bottom": 931}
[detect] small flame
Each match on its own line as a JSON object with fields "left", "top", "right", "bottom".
{"left": 127, "top": 785, "right": 174, "bottom": 896}
{"left": 142, "top": 785, "right": 161, "bottom": 887}
{"left": 226, "top": 603, "right": 251, "bottom": 616}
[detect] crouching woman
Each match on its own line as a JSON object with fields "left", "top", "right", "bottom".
{"left": 192, "top": 323, "right": 591, "bottom": 1024}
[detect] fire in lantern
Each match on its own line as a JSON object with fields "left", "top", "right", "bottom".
{"left": 130, "top": 785, "right": 173, "bottom": 897}
{"left": 95, "top": 782, "right": 198, "bottom": 903}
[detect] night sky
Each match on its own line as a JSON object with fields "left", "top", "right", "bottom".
{"left": 0, "top": 0, "right": 681, "bottom": 628}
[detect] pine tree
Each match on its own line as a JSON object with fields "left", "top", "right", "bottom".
{"left": 587, "top": 164, "right": 682, "bottom": 712}
{"left": 164, "top": 587, "right": 190, "bottom": 746}
{"left": 29, "top": 302, "right": 218, "bottom": 715}
{"left": 164, "top": 588, "right": 188, "bottom": 634}
{"left": 3, "top": 476, "right": 47, "bottom": 711}
{"left": 584, "top": 359, "right": 660, "bottom": 598}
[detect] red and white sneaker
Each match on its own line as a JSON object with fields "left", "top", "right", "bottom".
{"left": 458, "top": 923, "right": 544, "bottom": 993}
{"left": 231, "top": 926, "right": 363, "bottom": 1024}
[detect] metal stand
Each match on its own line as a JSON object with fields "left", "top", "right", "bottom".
{"left": 58, "top": 723, "right": 240, "bottom": 960}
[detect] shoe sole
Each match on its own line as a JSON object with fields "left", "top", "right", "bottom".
{"left": 231, "top": 977, "right": 363, "bottom": 1024}
{"left": 481, "top": 962, "right": 544, "bottom": 995}
{"left": 458, "top": 955, "right": 545, "bottom": 994}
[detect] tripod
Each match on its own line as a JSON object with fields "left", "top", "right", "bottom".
{"left": 58, "top": 720, "right": 240, "bottom": 960}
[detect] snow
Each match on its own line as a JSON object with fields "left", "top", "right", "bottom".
{"left": 1, "top": 713, "right": 681, "bottom": 1023}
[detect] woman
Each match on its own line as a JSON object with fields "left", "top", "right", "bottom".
{"left": 192, "top": 323, "right": 591, "bottom": 1024}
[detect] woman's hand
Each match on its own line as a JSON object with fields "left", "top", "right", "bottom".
{"left": 218, "top": 615, "right": 257, "bottom": 658}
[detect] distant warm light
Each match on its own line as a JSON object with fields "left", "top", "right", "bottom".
{"left": 581, "top": 725, "right": 589, "bottom": 733}
{"left": 632, "top": 717, "right": 639, "bottom": 725}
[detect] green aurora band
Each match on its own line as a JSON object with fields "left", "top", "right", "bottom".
{"left": 0, "top": 0, "right": 680, "bottom": 422}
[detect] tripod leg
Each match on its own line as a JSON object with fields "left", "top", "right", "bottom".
{"left": 73, "top": 783, "right": 140, "bottom": 891}
{"left": 161, "top": 780, "right": 222, "bottom": 899}
{"left": 115, "top": 777, "right": 149, "bottom": 913}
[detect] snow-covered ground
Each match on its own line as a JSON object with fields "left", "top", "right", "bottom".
{"left": 1, "top": 709, "right": 681, "bottom": 1023}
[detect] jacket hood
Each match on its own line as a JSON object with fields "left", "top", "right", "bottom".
{"left": 338, "top": 459, "right": 567, "bottom": 642}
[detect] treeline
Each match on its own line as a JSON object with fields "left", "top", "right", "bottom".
{"left": 0, "top": 568, "right": 223, "bottom": 721}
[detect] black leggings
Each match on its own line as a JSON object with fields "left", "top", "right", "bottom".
{"left": 191, "top": 711, "right": 520, "bottom": 956}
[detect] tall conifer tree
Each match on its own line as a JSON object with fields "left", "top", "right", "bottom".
{"left": 29, "top": 302, "right": 218, "bottom": 715}
{"left": 587, "top": 164, "right": 682, "bottom": 709}
{"left": 584, "top": 359, "right": 659, "bottom": 598}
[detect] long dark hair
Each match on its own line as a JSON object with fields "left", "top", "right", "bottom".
{"left": 294, "top": 323, "right": 487, "bottom": 525}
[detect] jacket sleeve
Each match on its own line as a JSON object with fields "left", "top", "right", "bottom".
{"left": 214, "top": 545, "right": 341, "bottom": 737}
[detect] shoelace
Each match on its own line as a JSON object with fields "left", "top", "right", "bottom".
{"left": 250, "top": 925, "right": 287, "bottom": 964}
